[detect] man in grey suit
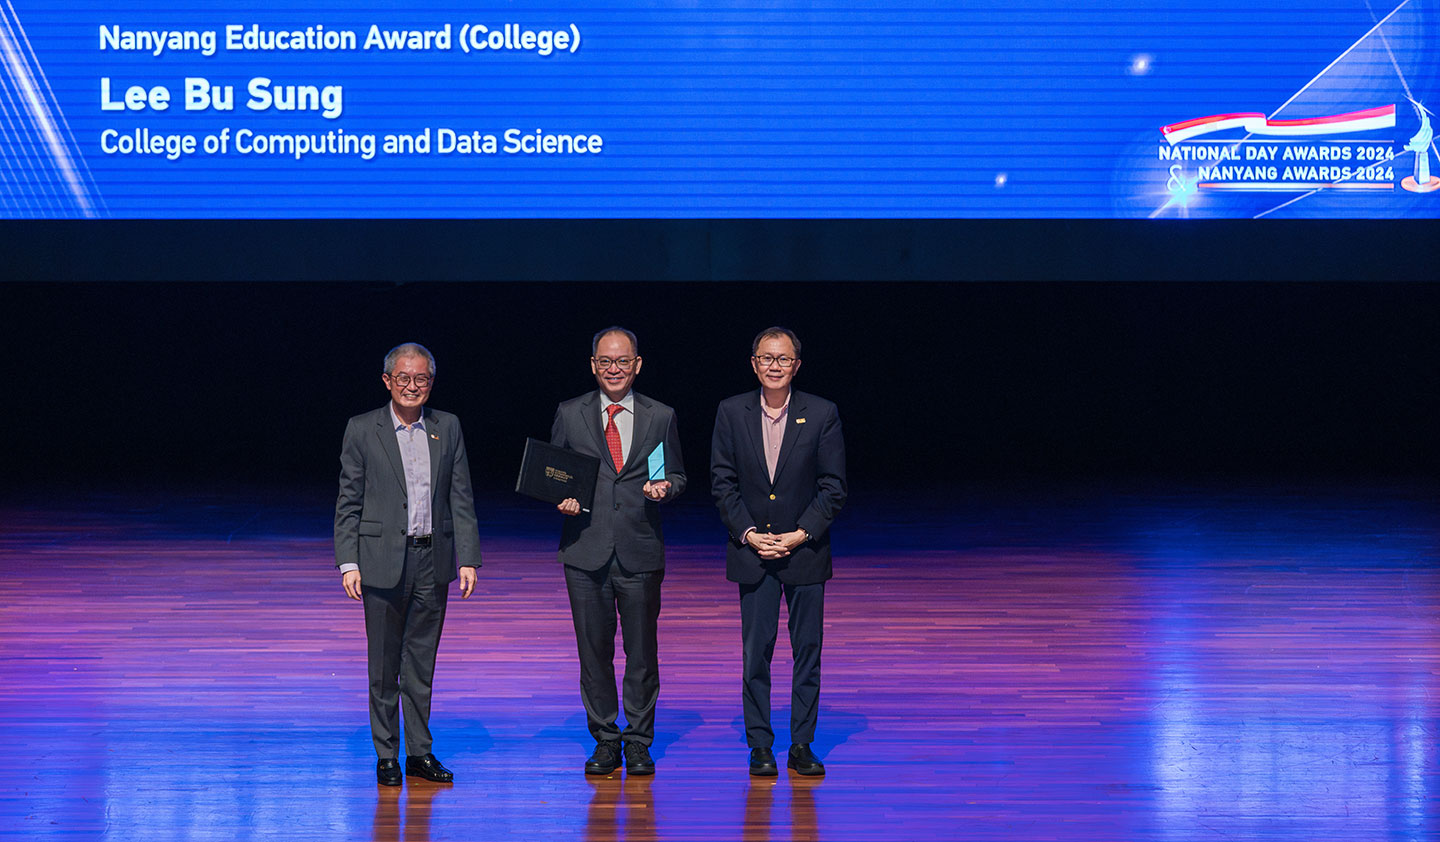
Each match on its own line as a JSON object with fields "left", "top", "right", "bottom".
{"left": 551, "top": 327, "right": 686, "bottom": 776}
{"left": 335, "top": 343, "right": 482, "bottom": 786}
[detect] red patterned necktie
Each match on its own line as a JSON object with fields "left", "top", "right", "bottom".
{"left": 604, "top": 404, "right": 624, "bottom": 473}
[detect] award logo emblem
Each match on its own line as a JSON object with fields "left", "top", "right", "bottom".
{"left": 1401, "top": 99, "right": 1439, "bottom": 193}
{"left": 1158, "top": 106, "right": 1397, "bottom": 193}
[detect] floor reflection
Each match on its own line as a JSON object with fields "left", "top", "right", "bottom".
{"left": 743, "top": 779, "right": 774, "bottom": 842}
{"left": 584, "top": 774, "right": 655, "bottom": 841}
{"left": 789, "top": 776, "right": 819, "bottom": 840}
{"left": 371, "top": 778, "right": 443, "bottom": 842}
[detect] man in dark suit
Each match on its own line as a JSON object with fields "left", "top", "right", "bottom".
{"left": 335, "top": 343, "right": 482, "bottom": 786}
{"left": 551, "top": 326, "right": 686, "bottom": 776}
{"left": 711, "top": 327, "right": 846, "bottom": 777}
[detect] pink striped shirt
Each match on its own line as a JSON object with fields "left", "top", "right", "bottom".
{"left": 759, "top": 391, "right": 790, "bottom": 482}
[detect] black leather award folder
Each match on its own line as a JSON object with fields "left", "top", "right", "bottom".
{"left": 515, "top": 438, "right": 601, "bottom": 510}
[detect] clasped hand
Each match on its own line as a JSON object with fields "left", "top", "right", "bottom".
{"left": 746, "top": 529, "right": 806, "bottom": 560}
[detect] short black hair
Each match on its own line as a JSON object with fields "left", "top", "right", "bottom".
{"left": 592, "top": 326, "right": 639, "bottom": 357}
{"left": 751, "top": 326, "right": 801, "bottom": 358}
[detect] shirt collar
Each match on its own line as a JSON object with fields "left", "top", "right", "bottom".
{"left": 390, "top": 404, "right": 426, "bottom": 431}
{"left": 758, "top": 389, "right": 790, "bottom": 421}
{"left": 602, "top": 391, "right": 635, "bottom": 413}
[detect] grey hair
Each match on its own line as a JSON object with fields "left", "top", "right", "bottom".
{"left": 751, "top": 326, "right": 801, "bottom": 358}
{"left": 591, "top": 326, "right": 639, "bottom": 357}
{"left": 383, "top": 342, "right": 436, "bottom": 376}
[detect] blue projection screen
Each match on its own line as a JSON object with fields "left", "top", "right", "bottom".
{"left": 1, "top": 1, "right": 1437, "bottom": 219}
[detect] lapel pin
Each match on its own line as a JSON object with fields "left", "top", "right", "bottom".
{"left": 430, "top": 433, "right": 439, "bottom": 440}
{"left": 796, "top": 418, "right": 807, "bottom": 424}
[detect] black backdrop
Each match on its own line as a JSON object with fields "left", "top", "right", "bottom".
{"left": 5, "top": 220, "right": 1439, "bottom": 281}
{"left": 5, "top": 275, "right": 1436, "bottom": 495}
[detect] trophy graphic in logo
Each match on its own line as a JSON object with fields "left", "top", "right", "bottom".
{"left": 1402, "top": 98, "right": 1440, "bottom": 193}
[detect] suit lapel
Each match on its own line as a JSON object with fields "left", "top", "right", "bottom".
{"left": 423, "top": 408, "right": 441, "bottom": 492}
{"left": 373, "top": 405, "right": 407, "bottom": 490}
{"left": 773, "top": 391, "right": 806, "bottom": 483}
{"left": 582, "top": 392, "right": 617, "bottom": 473}
{"left": 741, "top": 391, "right": 767, "bottom": 482}
{"left": 628, "top": 393, "right": 656, "bottom": 479}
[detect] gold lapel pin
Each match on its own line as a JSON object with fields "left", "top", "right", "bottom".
{"left": 796, "top": 418, "right": 807, "bottom": 424}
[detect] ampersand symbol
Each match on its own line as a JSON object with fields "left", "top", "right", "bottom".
{"left": 1166, "top": 164, "right": 1185, "bottom": 193}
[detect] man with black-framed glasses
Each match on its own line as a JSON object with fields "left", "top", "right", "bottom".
{"left": 711, "top": 326, "right": 846, "bottom": 777}
{"left": 550, "top": 326, "right": 686, "bottom": 776}
{"left": 334, "top": 342, "right": 483, "bottom": 787}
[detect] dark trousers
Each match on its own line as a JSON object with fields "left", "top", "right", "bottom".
{"left": 563, "top": 557, "right": 663, "bottom": 746}
{"left": 362, "top": 544, "right": 448, "bottom": 759}
{"left": 739, "top": 576, "right": 824, "bottom": 748}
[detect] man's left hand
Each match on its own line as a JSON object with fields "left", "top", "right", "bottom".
{"left": 459, "top": 566, "right": 477, "bottom": 599}
{"left": 776, "top": 529, "right": 808, "bottom": 554}
{"left": 643, "top": 480, "right": 671, "bottom": 501}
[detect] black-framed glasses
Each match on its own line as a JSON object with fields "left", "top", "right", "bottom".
{"left": 752, "top": 354, "right": 797, "bottom": 368}
{"left": 593, "top": 356, "right": 638, "bottom": 371}
{"left": 387, "top": 373, "right": 433, "bottom": 388}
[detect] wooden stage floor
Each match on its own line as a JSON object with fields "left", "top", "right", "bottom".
{"left": 1, "top": 484, "right": 1436, "bottom": 841}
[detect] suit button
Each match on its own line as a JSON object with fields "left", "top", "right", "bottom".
{"left": 766, "top": 523, "right": 771, "bottom": 529}
{"left": 768, "top": 493, "right": 776, "bottom": 500}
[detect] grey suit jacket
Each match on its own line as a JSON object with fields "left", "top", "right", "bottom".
{"left": 711, "top": 389, "right": 846, "bottom": 585}
{"left": 334, "top": 404, "right": 483, "bottom": 589}
{"left": 550, "top": 390, "right": 686, "bottom": 572}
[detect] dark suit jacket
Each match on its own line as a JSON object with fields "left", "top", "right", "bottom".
{"left": 711, "top": 389, "right": 846, "bottom": 585}
{"left": 334, "top": 404, "right": 483, "bottom": 588}
{"left": 550, "top": 390, "right": 686, "bottom": 572}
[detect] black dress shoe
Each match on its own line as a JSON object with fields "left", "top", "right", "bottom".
{"left": 749, "top": 746, "right": 778, "bottom": 777}
{"left": 585, "top": 741, "right": 622, "bottom": 775}
{"left": 623, "top": 742, "right": 655, "bottom": 775}
{"left": 787, "top": 744, "right": 825, "bottom": 776}
{"left": 405, "top": 753, "right": 454, "bottom": 783}
{"left": 377, "top": 758, "right": 402, "bottom": 787}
